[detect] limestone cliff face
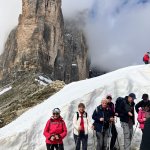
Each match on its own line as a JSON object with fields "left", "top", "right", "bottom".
{"left": 0, "top": 0, "right": 89, "bottom": 83}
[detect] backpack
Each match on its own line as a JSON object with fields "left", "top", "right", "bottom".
{"left": 115, "top": 97, "right": 125, "bottom": 117}
{"left": 76, "top": 112, "right": 87, "bottom": 120}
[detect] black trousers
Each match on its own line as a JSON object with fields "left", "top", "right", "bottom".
{"left": 110, "top": 124, "right": 118, "bottom": 150}
{"left": 144, "top": 61, "right": 149, "bottom": 64}
{"left": 74, "top": 133, "right": 88, "bottom": 150}
{"left": 46, "top": 143, "right": 64, "bottom": 150}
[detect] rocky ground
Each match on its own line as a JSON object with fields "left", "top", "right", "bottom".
{"left": 0, "top": 73, "right": 65, "bottom": 128}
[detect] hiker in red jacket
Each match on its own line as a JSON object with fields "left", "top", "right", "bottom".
{"left": 43, "top": 108, "right": 67, "bottom": 150}
{"left": 143, "top": 52, "right": 150, "bottom": 64}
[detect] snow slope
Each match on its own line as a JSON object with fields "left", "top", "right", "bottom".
{"left": 1, "top": 65, "right": 150, "bottom": 150}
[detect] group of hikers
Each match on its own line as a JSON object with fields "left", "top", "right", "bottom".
{"left": 43, "top": 93, "right": 150, "bottom": 150}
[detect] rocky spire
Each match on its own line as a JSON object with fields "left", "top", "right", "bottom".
{"left": 0, "top": 0, "right": 89, "bottom": 84}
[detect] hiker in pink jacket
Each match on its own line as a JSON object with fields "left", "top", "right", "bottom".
{"left": 137, "top": 102, "right": 150, "bottom": 133}
{"left": 43, "top": 108, "right": 67, "bottom": 150}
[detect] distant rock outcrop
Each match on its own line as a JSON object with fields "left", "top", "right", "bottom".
{"left": 0, "top": 0, "right": 89, "bottom": 84}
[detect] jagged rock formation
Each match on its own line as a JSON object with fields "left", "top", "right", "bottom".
{"left": 0, "top": 0, "right": 89, "bottom": 84}
{"left": 64, "top": 20, "right": 89, "bottom": 83}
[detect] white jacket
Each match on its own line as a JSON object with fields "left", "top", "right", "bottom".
{"left": 73, "top": 111, "right": 92, "bottom": 135}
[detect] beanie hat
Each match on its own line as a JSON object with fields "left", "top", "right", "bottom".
{"left": 52, "top": 108, "right": 61, "bottom": 113}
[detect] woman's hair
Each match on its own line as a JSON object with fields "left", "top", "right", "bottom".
{"left": 78, "top": 103, "right": 85, "bottom": 108}
{"left": 106, "top": 94, "right": 112, "bottom": 99}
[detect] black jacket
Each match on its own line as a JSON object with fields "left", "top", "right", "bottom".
{"left": 135, "top": 100, "right": 150, "bottom": 113}
{"left": 140, "top": 118, "right": 150, "bottom": 150}
{"left": 92, "top": 105, "right": 113, "bottom": 132}
{"left": 119, "top": 96, "right": 135, "bottom": 124}
{"left": 108, "top": 102, "right": 115, "bottom": 117}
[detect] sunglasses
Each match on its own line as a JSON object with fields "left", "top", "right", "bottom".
{"left": 53, "top": 113, "right": 60, "bottom": 116}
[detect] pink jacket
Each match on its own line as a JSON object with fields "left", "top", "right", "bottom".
{"left": 137, "top": 109, "right": 146, "bottom": 129}
{"left": 43, "top": 117, "right": 67, "bottom": 144}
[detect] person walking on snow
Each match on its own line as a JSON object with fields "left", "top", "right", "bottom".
{"left": 106, "top": 94, "right": 118, "bottom": 150}
{"left": 117, "top": 93, "right": 136, "bottom": 150}
{"left": 137, "top": 101, "right": 150, "bottom": 133}
{"left": 143, "top": 52, "right": 150, "bottom": 64}
{"left": 92, "top": 98, "right": 114, "bottom": 150}
{"left": 135, "top": 93, "right": 150, "bottom": 113}
{"left": 43, "top": 108, "right": 67, "bottom": 150}
{"left": 73, "top": 103, "right": 93, "bottom": 150}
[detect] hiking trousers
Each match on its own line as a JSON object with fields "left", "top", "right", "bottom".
{"left": 74, "top": 133, "right": 88, "bottom": 150}
{"left": 121, "top": 122, "right": 133, "bottom": 150}
{"left": 96, "top": 129, "right": 109, "bottom": 150}
{"left": 110, "top": 124, "right": 118, "bottom": 149}
{"left": 46, "top": 143, "right": 64, "bottom": 150}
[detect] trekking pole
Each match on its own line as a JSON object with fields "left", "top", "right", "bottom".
{"left": 131, "top": 122, "right": 138, "bottom": 141}
{"left": 107, "top": 123, "right": 112, "bottom": 150}
{"left": 116, "top": 135, "right": 121, "bottom": 150}
{"left": 93, "top": 130, "right": 96, "bottom": 150}
{"left": 115, "top": 125, "right": 121, "bottom": 150}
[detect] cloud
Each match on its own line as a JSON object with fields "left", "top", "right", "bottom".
{"left": 63, "top": 0, "right": 150, "bottom": 71}
{"left": 0, "top": 0, "right": 21, "bottom": 54}
{"left": 62, "top": 0, "right": 93, "bottom": 18}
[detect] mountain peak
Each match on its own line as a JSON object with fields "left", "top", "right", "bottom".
{"left": 0, "top": 0, "right": 89, "bottom": 84}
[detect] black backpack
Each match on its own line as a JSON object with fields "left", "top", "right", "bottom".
{"left": 76, "top": 112, "right": 87, "bottom": 120}
{"left": 115, "top": 97, "right": 125, "bottom": 117}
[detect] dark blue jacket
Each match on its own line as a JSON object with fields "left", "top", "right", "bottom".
{"left": 92, "top": 105, "right": 113, "bottom": 132}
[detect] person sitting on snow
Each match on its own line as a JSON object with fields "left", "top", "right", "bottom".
{"left": 143, "top": 52, "right": 150, "bottom": 64}
{"left": 73, "top": 103, "right": 93, "bottom": 150}
{"left": 43, "top": 108, "right": 67, "bottom": 150}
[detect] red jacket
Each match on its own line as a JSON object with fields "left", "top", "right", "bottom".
{"left": 143, "top": 54, "right": 149, "bottom": 61}
{"left": 43, "top": 117, "right": 67, "bottom": 144}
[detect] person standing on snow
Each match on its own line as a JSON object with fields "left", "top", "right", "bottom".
{"left": 92, "top": 98, "right": 114, "bottom": 150}
{"left": 135, "top": 93, "right": 150, "bottom": 113}
{"left": 143, "top": 52, "right": 150, "bottom": 64}
{"left": 73, "top": 103, "right": 93, "bottom": 150}
{"left": 137, "top": 101, "right": 150, "bottom": 133}
{"left": 106, "top": 94, "right": 118, "bottom": 150}
{"left": 43, "top": 108, "right": 67, "bottom": 150}
{"left": 117, "top": 93, "right": 136, "bottom": 150}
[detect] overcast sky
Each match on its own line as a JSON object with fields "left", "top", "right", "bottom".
{"left": 1, "top": 0, "right": 150, "bottom": 71}
{"left": 0, "top": 0, "right": 21, "bottom": 54}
